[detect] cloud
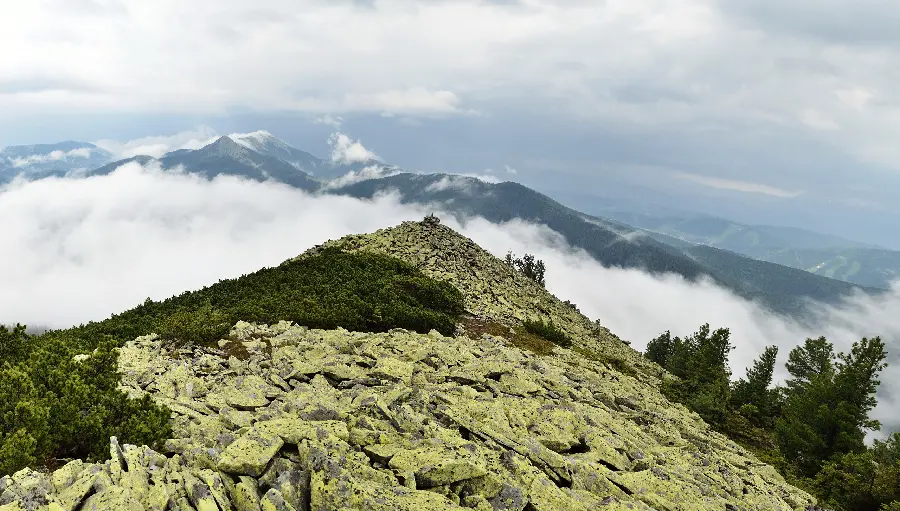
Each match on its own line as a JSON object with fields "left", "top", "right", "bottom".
{"left": 468, "top": 218, "right": 900, "bottom": 439}
{"left": 315, "top": 115, "right": 343, "bottom": 129}
{"left": 425, "top": 174, "right": 500, "bottom": 193}
{"left": 10, "top": 147, "right": 95, "bottom": 167}
{"left": 0, "top": 164, "right": 899, "bottom": 437}
{"left": 323, "top": 164, "right": 402, "bottom": 189}
{"left": 801, "top": 109, "right": 840, "bottom": 131}
{"left": 337, "top": 88, "right": 472, "bottom": 116}
{"left": 94, "top": 126, "right": 219, "bottom": 158}
{"left": 8, "top": 0, "right": 900, "bottom": 231}
{"left": 672, "top": 171, "right": 805, "bottom": 198}
{"left": 328, "top": 132, "right": 380, "bottom": 164}
{"left": 504, "top": 165, "right": 518, "bottom": 174}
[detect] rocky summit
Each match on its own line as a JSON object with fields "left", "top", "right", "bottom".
{"left": 0, "top": 218, "right": 816, "bottom": 510}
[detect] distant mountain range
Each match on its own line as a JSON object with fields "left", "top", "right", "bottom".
{"left": 327, "top": 173, "right": 880, "bottom": 318}
{"left": 572, "top": 198, "right": 900, "bottom": 290}
{"left": 0, "top": 141, "right": 114, "bottom": 182}
{"left": 1, "top": 131, "right": 894, "bottom": 318}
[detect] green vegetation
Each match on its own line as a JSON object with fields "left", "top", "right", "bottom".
{"left": 1, "top": 247, "right": 467, "bottom": 475}
{"left": 646, "top": 325, "right": 897, "bottom": 510}
{"left": 0, "top": 325, "right": 171, "bottom": 475}
{"left": 646, "top": 324, "right": 734, "bottom": 426}
{"left": 460, "top": 317, "right": 556, "bottom": 356}
{"left": 522, "top": 318, "right": 571, "bottom": 348}
{"left": 48, "top": 246, "right": 466, "bottom": 353}
{"left": 504, "top": 251, "right": 546, "bottom": 287}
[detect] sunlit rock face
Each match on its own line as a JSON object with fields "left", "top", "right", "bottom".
{"left": 0, "top": 219, "right": 816, "bottom": 510}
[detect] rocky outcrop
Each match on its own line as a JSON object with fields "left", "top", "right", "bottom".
{"left": 0, "top": 219, "right": 817, "bottom": 510}
{"left": 297, "top": 219, "right": 664, "bottom": 384}
{"left": 1, "top": 319, "right": 814, "bottom": 510}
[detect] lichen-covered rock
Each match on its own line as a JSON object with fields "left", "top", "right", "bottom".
{"left": 298, "top": 220, "right": 658, "bottom": 381}
{"left": 217, "top": 430, "right": 284, "bottom": 477}
{"left": 1, "top": 222, "right": 817, "bottom": 510}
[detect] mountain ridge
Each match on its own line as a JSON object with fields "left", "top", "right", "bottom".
{"left": 4, "top": 131, "right": 890, "bottom": 319}
{"left": 0, "top": 217, "right": 817, "bottom": 509}
{"left": 328, "top": 172, "right": 879, "bottom": 318}
{"left": 0, "top": 141, "right": 115, "bottom": 183}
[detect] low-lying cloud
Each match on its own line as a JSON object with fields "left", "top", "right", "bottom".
{"left": 1, "top": 163, "right": 898, "bottom": 437}
{"left": 10, "top": 147, "right": 95, "bottom": 167}
{"left": 328, "top": 132, "right": 380, "bottom": 164}
{"left": 425, "top": 174, "right": 500, "bottom": 192}
{"left": 95, "top": 126, "right": 219, "bottom": 159}
{"left": 322, "top": 165, "right": 402, "bottom": 190}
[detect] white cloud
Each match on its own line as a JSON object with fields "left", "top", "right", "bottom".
{"left": 328, "top": 132, "right": 380, "bottom": 164}
{"left": 425, "top": 174, "right": 499, "bottom": 193}
{"left": 315, "top": 115, "right": 343, "bottom": 129}
{"left": 94, "top": 126, "right": 219, "bottom": 159}
{"left": 672, "top": 171, "right": 805, "bottom": 198}
{"left": 0, "top": 165, "right": 899, "bottom": 436}
{"left": 7, "top": 1, "right": 900, "bottom": 171}
{"left": 504, "top": 165, "right": 518, "bottom": 175}
{"left": 10, "top": 148, "right": 95, "bottom": 167}
{"left": 338, "top": 88, "right": 470, "bottom": 116}
{"left": 801, "top": 109, "right": 840, "bottom": 131}
{"left": 458, "top": 172, "right": 502, "bottom": 184}
{"left": 323, "top": 164, "right": 402, "bottom": 190}
{"left": 466, "top": 218, "right": 900, "bottom": 438}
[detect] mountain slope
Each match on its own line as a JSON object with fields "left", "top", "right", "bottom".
{"left": 88, "top": 133, "right": 395, "bottom": 191}
{"left": 580, "top": 203, "right": 900, "bottom": 289}
{"left": 330, "top": 173, "right": 875, "bottom": 318}
{"left": 0, "top": 141, "right": 114, "bottom": 183}
{"left": 91, "top": 136, "right": 322, "bottom": 191}
{"left": 0, "top": 218, "right": 815, "bottom": 509}
{"left": 231, "top": 130, "right": 326, "bottom": 174}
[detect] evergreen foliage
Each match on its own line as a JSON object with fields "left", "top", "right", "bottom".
{"left": 0, "top": 248, "right": 466, "bottom": 475}
{"left": 645, "top": 325, "right": 896, "bottom": 511}
{"left": 731, "top": 345, "right": 780, "bottom": 426}
{"left": 777, "top": 336, "right": 888, "bottom": 477}
{"left": 44, "top": 246, "right": 466, "bottom": 353}
{"left": 522, "top": 318, "right": 572, "bottom": 348}
{"left": 504, "top": 251, "right": 546, "bottom": 287}
{"left": 647, "top": 324, "right": 734, "bottom": 427}
{"left": 0, "top": 328, "right": 171, "bottom": 475}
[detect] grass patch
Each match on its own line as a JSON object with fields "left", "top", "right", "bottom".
{"left": 572, "top": 345, "right": 639, "bottom": 378}
{"left": 220, "top": 337, "right": 254, "bottom": 361}
{"left": 460, "top": 317, "right": 555, "bottom": 356}
{"left": 523, "top": 318, "right": 572, "bottom": 348}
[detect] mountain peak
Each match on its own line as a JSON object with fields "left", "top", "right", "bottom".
{"left": 201, "top": 135, "right": 247, "bottom": 158}
{"left": 231, "top": 130, "right": 283, "bottom": 151}
{"left": 298, "top": 216, "right": 650, "bottom": 373}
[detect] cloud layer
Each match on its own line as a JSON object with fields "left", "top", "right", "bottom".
{"left": 1, "top": 163, "right": 898, "bottom": 436}
{"left": 5, "top": 0, "right": 900, "bottom": 250}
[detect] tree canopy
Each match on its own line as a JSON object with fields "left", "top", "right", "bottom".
{"left": 646, "top": 325, "right": 894, "bottom": 511}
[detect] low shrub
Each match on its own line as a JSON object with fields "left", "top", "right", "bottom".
{"left": 2, "top": 247, "right": 467, "bottom": 475}
{"left": 523, "top": 318, "right": 572, "bottom": 348}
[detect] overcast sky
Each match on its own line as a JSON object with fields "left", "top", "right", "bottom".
{"left": 3, "top": 0, "right": 900, "bottom": 246}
